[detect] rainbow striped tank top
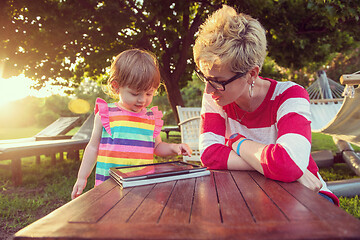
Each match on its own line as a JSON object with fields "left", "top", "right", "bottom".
{"left": 94, "top": 98, "right": 163, "bottom": 186}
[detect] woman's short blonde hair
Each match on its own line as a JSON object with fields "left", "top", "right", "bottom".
{"left": 193, "top": 5, "right": 267, "bottom": 73}
{"left": 106, "top": 49, "right": 161, "bottom": 99}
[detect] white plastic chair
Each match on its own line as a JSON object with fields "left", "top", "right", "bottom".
{"left": 176, "top": 106, "right": 201, "bottom": 162}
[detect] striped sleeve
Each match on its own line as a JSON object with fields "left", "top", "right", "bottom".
{"left": 199, "top": 94, "right": 231, "bottom": 169}
{"left": 261, "top": 84, "right": 313, "bottom": 182}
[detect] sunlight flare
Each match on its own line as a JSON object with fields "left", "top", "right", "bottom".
{"left": 0, "top": 75, "right": 32, "bottom": 106}
{"left": 68, "top": 98, "right": 91, "bottom": 114}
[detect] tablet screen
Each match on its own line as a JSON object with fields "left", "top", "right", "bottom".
{"left": 111, "top": 161, "right": 205, "bottom": 180}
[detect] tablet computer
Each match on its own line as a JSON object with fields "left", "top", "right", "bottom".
{"left": 109, "top": 161, "right": 207, "bottom": 181}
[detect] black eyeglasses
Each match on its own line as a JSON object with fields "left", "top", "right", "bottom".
{"left": 195, "top": 69, "right": 247, "bottom": 91}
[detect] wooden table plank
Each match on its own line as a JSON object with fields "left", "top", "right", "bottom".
{"left": 190, "top": 173, "right": 222, "bottom": 224}
{"left": 128, "top": 181, "right": 176, "bottom": 223}
{"left": 230, "top": 170, "right": 288, "bottom": 223}
{"left": 99, "top": 184, "right": 155, "bottom": 223}
{"left": 249, "top": 171, "right": 319, "bottom": 221}
{"left": 279, "top": 180, "right": 360, "bottom": 238}
{"left": 158, "top": 178, "right": 196, "bottom": 224}
{"left": 69, "top": 186, "right": 131, "bottom": 223}
{"left": 213, "top": 170, "right": 255, "bottom": 224}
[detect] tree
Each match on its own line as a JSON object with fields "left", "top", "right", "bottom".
{"left": 0, "top": 0, "right": 220, "bottom": 122}
{"left": 1, "top": 0, "right": 359, "bottom": 121}
{"left": 251, "top": 0, "right": 360, "bottom": 70}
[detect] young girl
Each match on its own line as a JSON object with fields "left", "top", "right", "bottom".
{"left": 71, "top": 49, "right": 192, "bottom": 199}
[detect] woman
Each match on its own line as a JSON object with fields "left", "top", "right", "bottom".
{"left": 193, "top": 5, "right": 338, "bottom": 205}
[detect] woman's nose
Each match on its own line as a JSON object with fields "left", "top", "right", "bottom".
{"left": 204, "top": 82, "right": 215, "bottom": 94}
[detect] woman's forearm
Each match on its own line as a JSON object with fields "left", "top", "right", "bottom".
{"left": 227, "top": 151, "right": 255, "bottom": 170}
{"left": 230, "top": 138, "right": 265, "bottom": 174}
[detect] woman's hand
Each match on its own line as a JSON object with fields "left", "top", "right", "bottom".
{"left": 297, "top": 169, "right": 322, "bottom": 192}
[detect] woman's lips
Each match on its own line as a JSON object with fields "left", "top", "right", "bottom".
{"left": 211, "top": 95, "right": 220, "bottom": 101}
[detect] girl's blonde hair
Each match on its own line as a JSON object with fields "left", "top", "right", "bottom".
{"left": 107, "top": 49, "right": 161, "bottom": 99}
{"left": 193, "top": 5, "right": 267, "bottom": 73}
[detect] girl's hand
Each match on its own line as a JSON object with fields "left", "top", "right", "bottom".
{"left": 175, "top": 143, "right": 192, "bottom": 157}
{"left": 297, "top": 169, "right": 322, "bottom": 192}
{"left": 71, "top": 178, "right": 87, "bottom": 200}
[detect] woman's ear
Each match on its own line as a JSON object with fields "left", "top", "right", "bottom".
{"left": 247, "top": 66, "right": 260, "bottom": 83}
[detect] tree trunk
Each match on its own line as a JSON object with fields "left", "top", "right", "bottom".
{"left": 162, "top": 73, "right": 184, "bottom": 124}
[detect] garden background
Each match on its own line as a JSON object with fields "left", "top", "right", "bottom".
{"left": 1, "top": 1, "right": 360, "bottom": 239}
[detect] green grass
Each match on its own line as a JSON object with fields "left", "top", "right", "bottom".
{"left": 0, "top": 154, "right": 95, "bottom": 236}
{"left": 0, "top": 129, "right": 359, "bottom": 238}
{"left": 339, "top": 196, "right": 360, "bottom": 218}
{"left": 312, "top": 132, "right": 360, "bottom": 153}
{"left": 311, "top": 133, "right": 360, "bottom": 219}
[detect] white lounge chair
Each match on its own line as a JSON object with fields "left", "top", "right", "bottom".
{"left": 176, "top": 106, "right": 201, "bottom": 163}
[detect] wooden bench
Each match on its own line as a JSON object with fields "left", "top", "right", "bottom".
{"left": 0, "top": 115, "right": 94, "bottom": 186}
{"left": 0, "top": 116, "right": 81, "bottom": 144}
{"left": 13, "top": 170, "right": 360, "bottom": 239}
{"left": 161, "top": 126, "right": 180, "bottom": 139}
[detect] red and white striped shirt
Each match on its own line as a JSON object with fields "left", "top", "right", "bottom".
{"left": 200, "top": 78, "right": 339, "bottom": 205}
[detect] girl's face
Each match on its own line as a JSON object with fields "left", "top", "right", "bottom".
{"left": 200, "top": 63, "right": 249, "bottom": 107}
{"left": 117, "top": 86, "right": 155, "bottom": 113}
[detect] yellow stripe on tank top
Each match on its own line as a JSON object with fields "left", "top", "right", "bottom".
{"left": 97, "top": 155, "right": 154, "bottom": 164}
{"left": 110, "top": 120, "right": 154, "bottom": 130}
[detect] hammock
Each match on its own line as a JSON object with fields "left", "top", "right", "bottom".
{"left": 316, "top": 86, "right": 360, "bottom": 147}
{"left": 307, "top": 70, "right": 360, "bottom": 183}
{"left": 307, "top": 70, "right": 360, "bottom": 147}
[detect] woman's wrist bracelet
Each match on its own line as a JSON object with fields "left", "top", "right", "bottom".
{"left": 228, "top": 133, "right": 245, "bottom": 147}
{"left": 236, "top": 138, "right": 250, "bottom": 156}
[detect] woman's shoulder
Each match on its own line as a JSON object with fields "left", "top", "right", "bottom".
{"left": 269, "top": 80, "right": 308, "bottom": 100}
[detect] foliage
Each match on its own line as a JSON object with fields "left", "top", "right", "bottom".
{"left": 0, "top": 96, "right": 43, "bottom": 127}
{"left": 1, "top": 0, "right": 359, "bottom": 122}
{"left": 0, "top": 155, "right": 95, "bottom": 237}
{"left": 181, "top": 73, "right": 205, "bottom": 107}
{"left": 339, "top": 196, "right": 360, "bottom": 219}
{"left": 72, "top": 78, "right": 111, "bottom": 111}
{"left": 319, "top": 163, "right": 358, "bottom": 182}
{"left": 235, "top": 0, "right": 360, "bottom": 70}
{"left": 0, "top": 0, "right": 216, "bottom": 120}
{"left": 326, "top": 45, "right": 360, "bottom": 82}
{"left": 151, "top": 72, "right": 204, "bottom": 126}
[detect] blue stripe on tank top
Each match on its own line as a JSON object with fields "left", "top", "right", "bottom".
{"left": 96, "top": 162, "right": 129, "bottom": 170}
{"left": 109, "top": 126, "right": 153, "bottom": 136}
{"left": 100, "top": 138, "right": 155, "bottom": 148}
{"left": 96, "top": 174, "right": 111, "bottom": 182}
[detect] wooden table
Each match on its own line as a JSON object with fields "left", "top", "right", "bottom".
{"left": 13, "top": 170, "right": 360, "bottom": 239}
